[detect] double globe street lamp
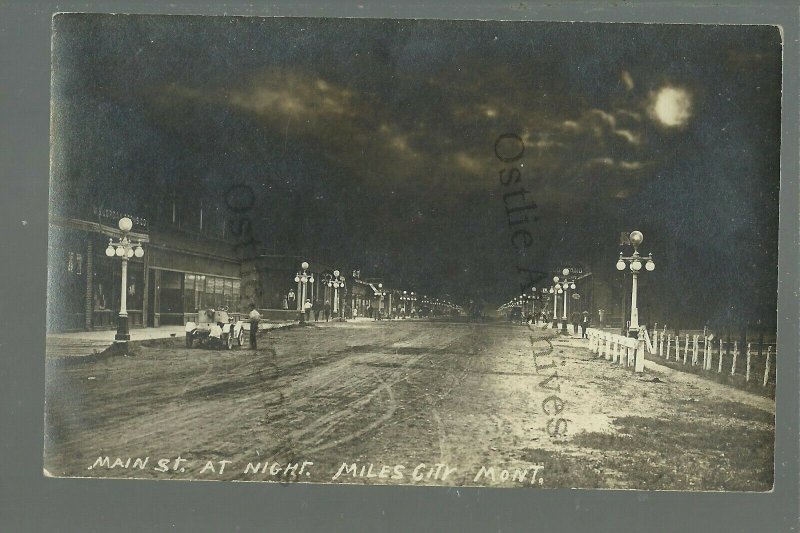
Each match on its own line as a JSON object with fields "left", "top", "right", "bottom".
{"left": 616, "top": 230, "right": 655, "bottom": 337}
{"left": 105, "top": 217, "right": 144, "bottom": 344}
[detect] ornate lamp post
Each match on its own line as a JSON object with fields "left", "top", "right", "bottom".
{"left": 557, "top": 268, "right": 577, "bottom": 334}
{"left": 105, "top": 217, "right": 144, "bottom": 344}
{"left": 372, "top": 283, "right": 387, "bottom": 320}
{"left": 549, "top": 277, "right": 563, "bottom": 328}
{"left": 321, "top": 269, "right": 346, "bottom": 320}
{"left": 616, "top": 230, "right": 655, "bottom": 337}
{"left": 294, "top": 261, "right": 314, "bottom": 322}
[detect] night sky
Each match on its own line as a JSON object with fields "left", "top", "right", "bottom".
{"left": 50, "top": 15, "right": 782, "bottom": 324}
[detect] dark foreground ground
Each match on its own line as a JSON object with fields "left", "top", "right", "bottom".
{"left": 44, "top": 319, "right": 774, "bottom": 490}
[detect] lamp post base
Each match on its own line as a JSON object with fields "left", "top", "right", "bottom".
{"left": 115, "top": 315, "right": 130, "bottom": 342}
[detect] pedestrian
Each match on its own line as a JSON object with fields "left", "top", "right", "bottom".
{"left": 304, "top": 299, "right": 313, "bottom": 322}
{"left": 248, "top": 303, "right": 261, "bottom": 349}
{"left": 571, "top": 311, "right": 580, "bottom": 335}
{"left": 314, "top": 300, "right": 321, "bottom": 321}
{"left": 324, "top": 300, "right": 331, "bottom": 322}
{"left": 581, "top": 311, "right": 591, "bottom": 339}
{"left": 282, "top": 297, "right": 288, "bottom": 310}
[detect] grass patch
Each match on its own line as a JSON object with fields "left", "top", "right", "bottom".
{"left": 519, "top": 448, "right": 605, "bottom": 489}
{"left": 572, "top": 415, "right": 774, "bottom": 491}
{"left": 646, "top": 353, "right": 775, "bottom": 399}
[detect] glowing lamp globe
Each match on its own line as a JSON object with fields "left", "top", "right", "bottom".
{"left": 630, "top": 231, "right": 644, "bottom": 247}
{"left": 616, "top": 260, "right": 626, "bottom": 271}
{"left": 118, "top": 217, "right": 133, "bottom": 232}
{"left": 301, "top": 261, "right": 309, "bottom": 270}
{"left": 631, "top": 261, "right": 642, "bottom": 272}
{"left": 105, "top": 245, "right": 115, "bottom": 257}
{"left": 562, "top": 268, "right": 570, "bottom": 276}
{"left": 294, "top": 276, "right": 300, "bottom": 283}
{"left": 134, "top": 246, "right": 144, "bottom": 258}
{"left": 333, "top": 270, "right": 340, "bottom": 277}
{"left": 646, "top": 260, "right": 655, "bottom": 271}
{"left": 115, "top": 246, "right": 124, "bottom": 257}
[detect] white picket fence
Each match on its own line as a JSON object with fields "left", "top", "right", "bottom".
{"left": 586, "top": 328, "right": 646, "bottom": 373}
{"left": 650, "top": 331, "right": 775, "bottom": 387}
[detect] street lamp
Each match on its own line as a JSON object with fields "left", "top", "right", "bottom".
{"left": 549, "top": 276, "right": 565, "bottom": 328}
{"left": 616, "top": 230, "right": 655, "bottom": 337}
{"left": 375, "top": 282, "right": 387, "bottom": 320}
{"left": 294, "top": 261, "right": 314, "bottom": 322}
{"left": 557, "top": 268, "right": 577, "bottom": 334}
{"left": 321, "top": 269, "right": 346, "bottom": 320}
{"left": 105, "top": 217, "right": 144, "bottom": 344}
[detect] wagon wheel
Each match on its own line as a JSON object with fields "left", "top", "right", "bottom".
{"left": 226, "top": 332, "right": 234, "bottom": 350}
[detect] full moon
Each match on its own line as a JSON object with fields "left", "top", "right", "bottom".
{"left": 650, "top": 86, "right": 692, "bottom": 127}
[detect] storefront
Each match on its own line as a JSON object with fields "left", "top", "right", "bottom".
{"left": 145, "top": 232, "right": 242, "bottom": 327}
{"left": 147, "top": 269, "right": 241, "bottom": 326}
{"left": 47, "top": 216, "right": 149, "bottom": 332}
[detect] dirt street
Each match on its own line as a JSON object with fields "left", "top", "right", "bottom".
{"left": 44, "top": 319, "right": 774, "bottom": 490}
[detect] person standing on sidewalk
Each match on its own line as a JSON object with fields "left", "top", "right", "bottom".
{"left": 324, "top": 300, "right": 332, "bottom": 322}
{"left": 304, "top": 299, "right": 313, "bottom": 322}
{"left": 571, "top": 311, "right": 580, "bottom": 335}
{"left": 248, "top": 304, "right": 261, "bottom": 349}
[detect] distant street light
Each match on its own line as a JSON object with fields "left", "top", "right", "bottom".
{"left": 105, "top": 217, "right": 144, "bottom": 345}
{"left": 557, "top": 268, "right": 577, "bottom": 334}
{"left": 294, "top": 261, "right": 314, "bottom": 322}
{"left": 375, "top": 282, "right": 386, "bottom": 320}
{"left": 549, "top": 276, "right": 563, "bottom": 328}
{"left": 616, "top": 230, "right": 655, "bottom": 337}
{"left": 323, "top": 269, "right": 346, "bottom": 321}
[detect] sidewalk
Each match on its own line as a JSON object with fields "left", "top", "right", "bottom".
{"left": 46, "top": 321, "right": 294, "bottom": 357}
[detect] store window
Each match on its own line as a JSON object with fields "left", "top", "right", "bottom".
{"left": 184, "top": 273, "right": 196, "bottom": 313}
{"left": 158, "top": 270, "right": 184, "bottom": 325}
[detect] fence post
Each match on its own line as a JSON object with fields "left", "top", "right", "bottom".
{"left": 675, "top": 335, "right": 681, "bottom": 362}
{"left": 659, "top": 332, "right": 664, "bottom": 357}
{"left": 613, "top": 338, "right": 620, "bottom": 364}
{"left": 634, "top": 328, "right": 646, "bottom": 373}
{"left": 763, "top": 346, "right": 772, "bottom": 387}
{"left": 683, "top": 336, "right": 690, "bottom": 365}
{"left": 731, "top": 341, "right": 738, "bottom": 376}
{"left": 604, "top": 334, "right": 611, "bottom": 361}
{"left": 718, "top": 339, "right": 724, "bottom": 373}
{"left": 703, "top": 336, "right": 710, "bottom": 370}
{"left": 667, "top": 334, "right": 672, "bottom": 361}
{"left": 745, "top": 342, "right": 751, "bottom": 382}
{"left": 692, "top": 335, "right": 699, "bottom": 366}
